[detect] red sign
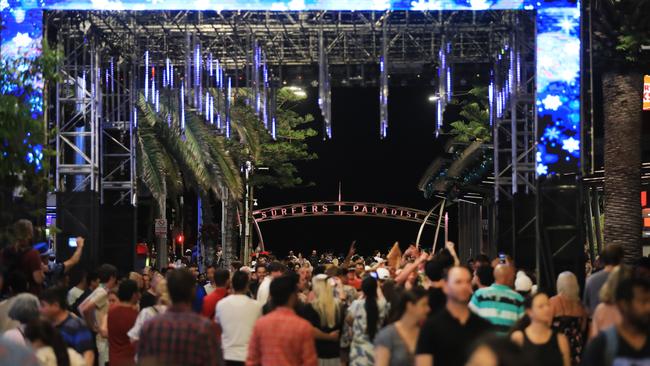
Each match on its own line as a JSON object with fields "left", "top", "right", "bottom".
{"left": 644, "top": 75, "right": 650, "bottom": 111}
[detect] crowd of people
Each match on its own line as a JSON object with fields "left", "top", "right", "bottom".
{"left": 0, "top": 218, "right": 649, "bottom": 366}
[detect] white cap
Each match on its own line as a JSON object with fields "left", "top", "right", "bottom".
{"left": 376, "top": 267, "right": 390, "bottom": 280}
{"left": 515, "top": 271, "right": 533, "bottom": 292}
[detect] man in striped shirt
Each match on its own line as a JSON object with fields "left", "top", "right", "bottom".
{"left": 469, "top": 264, "right": 524, "bottom": 334}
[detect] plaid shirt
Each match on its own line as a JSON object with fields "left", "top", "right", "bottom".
{"left": 137, "top": 305, "right": 223, "bottom": 366}
{"left": 246, "top": 306, "right": 317, "bottom": 366}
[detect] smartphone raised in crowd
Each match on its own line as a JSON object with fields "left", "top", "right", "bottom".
{"left": 68, "top": 237, "right": 78, "bottom": 248}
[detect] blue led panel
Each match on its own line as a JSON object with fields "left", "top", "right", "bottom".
{"left": 535, "top": 6, "right": 580, "bottom": 176}
{"left": 1, "top": 0, "right": 580, "bottom": 176}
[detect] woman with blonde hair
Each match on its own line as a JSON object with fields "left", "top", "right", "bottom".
{"left": 589, "top": 265, "right": 630, "bottom": 339}
{"left": 127, "top": 279, "right": 170, "bottom": 344}
{"left": 549, "top": 271, "right": 587, "bottom": 365}
{"left": 304, "top": 274, "right": 342, "bottom": 366}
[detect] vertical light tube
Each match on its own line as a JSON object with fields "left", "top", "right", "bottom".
{"left": 144, "top": 51, "right": 149, "bottom": 101}
{"left": 226, "top": 76, "right": 231, "bottom": 138}
{"left": 180, "top": 80, "right": 185, "bottom": 132}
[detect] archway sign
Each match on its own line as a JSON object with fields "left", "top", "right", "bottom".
{"left": 2, "top": 0, "right": 580, "bottom": 177}
{"left": 253, "top": 201, "right": 439, "bottom": 225}
{"left": 251, "top": 200, "right": 442, "bottom": 249}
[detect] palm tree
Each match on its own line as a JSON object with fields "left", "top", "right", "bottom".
{"left": 593, "top": 0, "right": 650, "bottom": 263}
{"left": 136, "top": 90, "right": 243, "bottom": 266}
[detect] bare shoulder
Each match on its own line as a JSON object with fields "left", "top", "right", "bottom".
{"left": 510, "top": 330, "right": 524, "bottom": 346}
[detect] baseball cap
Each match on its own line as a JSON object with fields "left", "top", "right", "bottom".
{"left": 376, "top": 267, "right": 390, "bottom": 280}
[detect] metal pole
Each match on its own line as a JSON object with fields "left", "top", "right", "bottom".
{"left": 415, "top": 201, "right": 441, "bottom": 248}
{"left": 432, "top": 198, "right": 447, "bottom": 254}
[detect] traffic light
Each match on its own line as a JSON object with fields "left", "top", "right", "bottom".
{"left": 176, "top": 233, "right": 184, "bottom": 245}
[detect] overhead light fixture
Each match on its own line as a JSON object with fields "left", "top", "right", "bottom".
{"left": 428, "top": 95, "right": 440, "bottom": 102}
{"left": 287, "top": 86, "right": 306, "bottom": 97}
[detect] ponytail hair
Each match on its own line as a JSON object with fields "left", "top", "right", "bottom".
{"left": 362, "top": 276, "right": 379, "bottom": 340}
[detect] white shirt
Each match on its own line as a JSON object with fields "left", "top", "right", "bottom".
{"left": 204, "top": 283, "right": 215, "bottom": 295}
{"left": 67, "top": 286, "right": 84, "bottom": 307}
{"left": 256, "top": 276, "right": 272, "bottom": 305}
{"left": 215, "top": 294, "right": 262, "bottom": 362}
{"left": 127, "top": 305, "right": 167, "bottom": 342}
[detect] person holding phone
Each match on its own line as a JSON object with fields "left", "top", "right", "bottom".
{"left": 43, "top": 237, "right": 85, "bottom": 289}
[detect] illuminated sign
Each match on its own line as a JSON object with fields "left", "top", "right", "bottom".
{"left": 643, "top": 75, "right": 650, "bottom": 111}
{"left": 1, "top": 0, "right": 581, "bottom": 176}
{"left": 253, "top": 201, "right": 438, "bottom": 226}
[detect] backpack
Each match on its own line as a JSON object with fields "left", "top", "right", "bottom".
{"left": 603, "top": 326, "right": 619, "bottom": 366}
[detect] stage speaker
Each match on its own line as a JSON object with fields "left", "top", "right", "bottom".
{"left": 56, "top": 192, "right": 100, "bottom": 268}
{"left": 100, "top": 204, "right": 136, "bottom": 274}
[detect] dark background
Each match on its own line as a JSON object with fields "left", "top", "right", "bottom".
{"left": 255, "top": 85, "right": 446, "bottom": 257}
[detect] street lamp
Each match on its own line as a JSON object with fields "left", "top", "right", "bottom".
{"left": 428, "top": 95, "right": 440, "bottom": 102}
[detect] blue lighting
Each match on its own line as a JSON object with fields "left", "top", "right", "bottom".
{"left": 1, "top": 0, "right": 580, "bottom": 176}
{"left": 536, "top": 6, "right": 581, "bottom": 176}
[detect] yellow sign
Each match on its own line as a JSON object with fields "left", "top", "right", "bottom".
{"left": 644, "top": 75, "right": 650, "bottom": 111}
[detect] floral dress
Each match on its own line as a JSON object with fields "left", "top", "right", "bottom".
{"left": 344, "top": 298, "right": 389, "bottom": 366}
{"left": 550, "top": 294, "right": 587, "bottom": 365}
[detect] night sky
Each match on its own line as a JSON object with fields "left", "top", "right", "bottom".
{"left": 255, "top": 86, "right": 445, "bottom": 257}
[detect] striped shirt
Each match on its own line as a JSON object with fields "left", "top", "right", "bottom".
{"left": 469, "top": 284, "right": 524, "bottom": 334}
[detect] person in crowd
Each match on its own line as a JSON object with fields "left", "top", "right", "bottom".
{"left": 249, "top": 264, "right": 267, "bottom": 297}
{"left": 202, "top": 268, "right": 230, "bottom": 320}
{"left": 40, "top": 286, "right": 95, "bottom": 366}
{"left": 346, "top": 276, "right": 390, "bottom": 366}
{"left": 2, "top": 293, "right": 40, "bottom": 346}
{"left": 246, "top": 273, "right": 317, "bottom": 366}
{"left": 256, "top": 261, "right": 286, "bottom": 305}
{"left": 24, "top": 319, "right": 86, "bottom": 366}
{"left": 0, "top": 336, "right": 40, "bottom": 366}
{"left": 139, "top": 271, "right": 160, "bottom": 309}
{"left": 216, "top": 270, "right": 262, "bottom": 366}
{"left": 42, "top": 238, "right": 84, "bottom": 289}
{"left": 127, "top": 279, "right": 170, "bottom": 344}
{"left": 581, "top": 273, "right": 650, "bottom": 366}
{"left": 469, "top": 264, "right": 525, "bottom": 334}
{"left": 374, "top": 287, "right": 430, "bottom": 366}
{"left": 473, "top": 264, "right": 494, "bottom": 290}
{"left": 423, "top": 256, "right": 450, "bottom": 315}
{"left": 514, "top": 271, "right": 534, "bottom": 297}
{"left": 188, "top": 263, "right": 208, "bottom": 313}
{"left": 583, "top": 244, "right": 623, "bottom": 316}
{"left": 79, "top": 263, "right": 117, "bottom": 366}
{"left": 107, "top": 279, "right": 140, "bottom": 366}
{"left": 0, "top": 270, "right": 25, "bottom": 333}
{"left": 415, "top": 266, "right": 492, "bottom": 366}
{"left": 69, "top": 271, "right": 99, "bottom": 316}
{"left": 137, "top": 268, "right": 223, "bottom": 366}
{"left": 67, "top": 269, "right": 88, "bottom": 308}
{"left": 550, "top": 271, "right": 588, "bottom": 365}
{"left": 465, "top": 336, "right": 529, "bottom": 366}
{"left": 0, "top": 219, "right": 45, "bottom": 295}
{"left": 590, "top": 265, "right": 628, "bottom": 339}
{"left": 204, "top": 265, "right": 216, "bottom": 295}
{"left": 511, "top": 291, "right": 571, "bottom": 366}
{"left": 303, "top": 274, "right": 343, "bottom": 366}
{"left": 347, "top": 267, "right": 362, "bottom": 291}
{"left": 334, "top": 267, "right": 358, "bottom": 307}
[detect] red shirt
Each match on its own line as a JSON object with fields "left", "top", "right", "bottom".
{"left": 201, "top": 287, "right": 228, "bottom": 320}
{"left": 246, "top": 307, "right": 317, "bottom": 366}
{"left": 348, "top": 277, "right": 362, "bottom": 291}
{"left": 107, "top": 304, "right": 138, "bottom": 366}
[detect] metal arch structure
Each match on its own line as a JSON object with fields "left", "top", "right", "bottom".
{"left": 251, "top": 201, "right": 443, "bottom": 249}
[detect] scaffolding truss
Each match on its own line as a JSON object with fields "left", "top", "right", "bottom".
{"left": 54, "top": 17, "right": 136, "bottom": 206}
{"left": 47, "top": 10, "right": 514, "bottom": 70}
